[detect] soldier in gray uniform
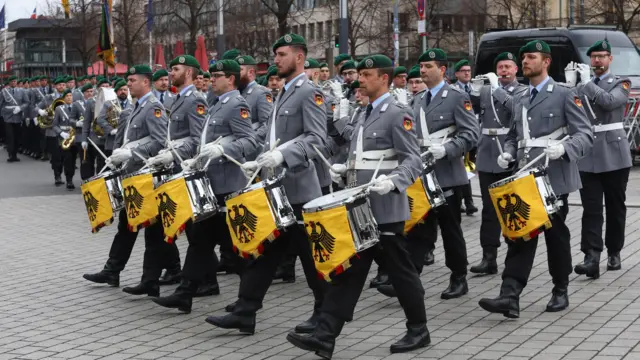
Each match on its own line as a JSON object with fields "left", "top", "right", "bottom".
{"left": 72, "top": 76, "right": 84, "bottom": 102}
{"left": 83, "top": 64, "right": 179, "bottom": 297}
{"left": 152, "top": 69, "right": 176, "bottom": 111}
{"left": 96, "top": 80, "right": 130, "bottom": 154}
{"left": 288, "top": 54, "right": 429, "bottom": 358}
{"left": 331, "top": 53, "right": 351, "bottom": 84}
{"left": 479, "top": 40, "right": 593, "bottom": 317}
{"left": 1, "top": 75, "right": 29, "bottom": 162}
{"left": 572, "top": 40, "right": 632, "bottom": 278}
{"left": 51, "top": 89, "right": 78, "bottom": 189}
{"left": 80, "top": 78, "right": 109, "bottom": 180}
{"left": 408, "top": 65, "right": 426, "bottom": 105}
{"left": 206, "top": 34, "right": 328, "bottom": 336}
{"left": 237, "top": 55, "right": 271, "bottom": 159}
{"left": 470, "top": 52, "right": 527, "bottom": 275}
{"left": 71, "top": 84, "right": 94, "bottom": 164}
{"left": 340, "top": 60, "right": 358, "bottom": 102}
{"left": 37, "top": 77, "right": 67, "bottom": 183}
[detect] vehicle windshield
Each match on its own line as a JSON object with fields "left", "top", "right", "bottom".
{"left": 579, "top": 47, "right": 640, "bottom": 76}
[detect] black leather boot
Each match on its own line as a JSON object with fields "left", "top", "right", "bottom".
{"left": 83, "top": 271, "right": 119, "bottom": 287}
{"left": 441, "top": 273, "right": 468, "bottom": 299}
{"left": 546, "top": 283, "right": 569, "bottom": 312}
{"left": 159, "top": 268, "right": 182, "bottom": 285}
{"left": 54, "top": 173, "right": 64, "bottom": 186}
{"left": 225, "top": 300, "right": 237, "bottom": 313}
{"left": 470, "top": 247, "right": 498, "bottom": 275}
{"left": 122, "top": 281, "right": 160, "bottom": 297}
{"left": 273, "top": 255, "right": 296, "bottom": 283}
{"left": 287, "top": 313, "right": 344, "bottom": 360}
{"left": 607, "top": 252, "right": 621, "bottom": 270}
{"left": 369, "top": 270, "right": 390, "bottom": 288}
{"left": 194, "top": 281, "right": 220, "bottom": 297}
{"left": 478, "top": 278, "right": 521, "bottom": 318}
{"left": 574, "top": 249, "right": 600, "bottom": 279}
{"left": 205, "top": 313, "right": 256, "bottom": 334}
{"left": 390, "top": 324, "right": 431, "bottom": 353}
{"left": 376, "top": 284, "right": 397, "bottom": 298}
{"left": 294, "top": 310, "right": 320, "bottom": 334}
{"left": 152, "top": 281, "right": 197, "bottom": 313}
{"left": 424, "top": 249, "right": 435, "bottom": 266}
{"left": 66, "top": 178, "right": 75, "bottom": 190}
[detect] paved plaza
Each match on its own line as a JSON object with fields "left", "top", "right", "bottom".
{"left": 2, "top": 156, "right": 640, "bottom": 360}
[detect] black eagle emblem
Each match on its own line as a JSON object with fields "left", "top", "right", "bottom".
{"left": 83, "top": 191, "right": 99, "bottom": 221}
{"left": 157, "top": 192, "right": 178, "bottom": 228}
{"left": 306, "top": 221, "right": 335, "bottom": 263}
{"left": 408, "top": 195, "right": 414, "bottom": 212}
{"left": 124, "top": 186, "right": 144, "bottom": 219}
{"left": 496, "top": 193, "right": 531, "bottom": 231}
{"left": 228, "top": 204, "right": 258, "bottom": 243}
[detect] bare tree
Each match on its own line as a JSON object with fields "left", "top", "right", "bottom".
{"left": 224, "top": 0, "right": 277, "bottom": 60}
{"left": 581, "top": 0, "right": 640, "bottom": 33}
{"left": 258, "top": 0, "right": 296, "bottom": 37}
{"left": 112, "top": 0, "right": 148, "bottom": 65}
{"left": 325, "top": 0, "right": 389, "bottom": 56}
{"left": 156, "top": 0, "right": 218, "bottom": 54}
{"left": 484, "top": 0, "right": 549, "bottom": 29}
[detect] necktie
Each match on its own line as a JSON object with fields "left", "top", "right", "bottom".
{"left": 426, "top": 91, "right": 432, "bottom": 107}
{"left": 464, "top": 84, "right": 470, "bottom": 93}
{"left": 160, "top": 92, "right": 164, "bottom": 104}
{"left": 530, "top": 88, "right": 538, "bottom": 104}
{"left": 594, "top": 78, "right": 600, "bottom": 85}
{"left": 134, "top": 102, "right": 139, "bottom": 111}
{"left": 212, "top": 97, "right": 219, "bottom": 106}
{"left": 121, "top": 101, "right": 126, "bottom": 109}
{"left": 365, "top": 104, "right": 373, "bottom": 119}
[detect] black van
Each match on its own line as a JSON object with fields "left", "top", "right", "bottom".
{"left": 474, "top": 26, "right": 640, "bottom": 90}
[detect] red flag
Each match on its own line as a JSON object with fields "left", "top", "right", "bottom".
{"left": 30, "top": 8, "right": 37, "bottom": 19}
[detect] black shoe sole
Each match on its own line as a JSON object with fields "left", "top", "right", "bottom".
{"left": 151, "top": 299, "right": 191, "bottom": 314}
{"left": 193, "top": 289, "right": 220, "bottom": 298}
{"left": 441, "top": 288, "right": 468, "bottom": 300}
{"left": 390, "top": 337, "right": 431, "bottom": 353}
{"left": 545, "top": 305, "right": 568, "bottom": 312}
{"left": 469, "top": 267, "right": 498, "bottom": 275}
{"left": 479, "top": 301, "right": 519, "bottom": 318}
{"left": 286, "top": 333, "right": 332, "bottom": 360}
{"left": 607, "top": 265, "right": 621, "bottom": 271}
{"left": 122, "top": 289, "right": 159, "bottom": 297}
{"left": 574, "top": 266, "right": 600, "bottom": 279}
{"left": 204, "top": 318, "right": 255, "bottom": 334}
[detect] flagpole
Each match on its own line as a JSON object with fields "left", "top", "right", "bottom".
{"left": 149, "top": 31, "right": 152, "bottom": 67}
{"left": 3, "top": 3, "right": 6, "bottom": 73}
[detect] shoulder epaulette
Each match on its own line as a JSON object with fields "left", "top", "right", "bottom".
{"left": 449, "top": 86, "right": 463, "bottom": 93}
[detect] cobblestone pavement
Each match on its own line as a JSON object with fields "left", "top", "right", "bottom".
{"left": 2, "top": 156, "right": 640, "bottom": 359}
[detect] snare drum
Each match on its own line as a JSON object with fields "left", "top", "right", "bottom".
{"left": 159, "top": 170, "right": 218, "bottom": 223}
{"left": 84, "top": 170, "right": 124, "bottom": 213}
{"left": 228, "top": 175, "right": 296, "bottom": 230}
{"left": 488, "top": 167, "right": 560, "bottom": 241}
{"left": 125, "top": 167, "right": 172, "bottom": 187}
{"left": 81, "top": 170, "right": 123, "bottom": 233}
{"left": 121, "top": 167, "right": 172, "bottom": 231}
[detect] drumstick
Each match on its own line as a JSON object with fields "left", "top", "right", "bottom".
{"left": 223, "top": 153, "right": 244, "bottom": 167}
{"left": 83, "top": 148, "right": 87, "bottom": 162}
{"left": 246, "top": 139, "right": 281, "bottom": 186}
{"left": 132, "top": 150, "right": 150, "bottom": 166}
{"left": 370, "top": 155, "right": 386, "bottom": 183}
{"left": 194, "top": 136, "right": 224, "bottom": 163}
{"left": 349, "top": 174, "right": 400, "bottom": 194}
{"left": 87, "top": 137, "right": 109, "bottom": 160}
{"left": 516, "top": 135, "right": 570, "bottom": 175}
{"left": 494, "top": 136, "right": 504, "bottom": 154}
{"left": 312, "top": 144, "right": 333, "bottom": 169}
{"left": 167, "top": 140, "right": 185, "bottom": 165}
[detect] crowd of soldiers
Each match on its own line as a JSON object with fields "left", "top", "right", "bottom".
{"left": 0, "top": 32, "right": 631, "bottom": 359}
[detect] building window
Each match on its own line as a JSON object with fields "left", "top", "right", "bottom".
{"left": 453, "top": 15, "right": 464, "bottom": 32}
{"left": 317, "top": 21, "right": 323, "bottom": 41}
{"left": 476, "top": 15, "right": 485, "bottom": 32}
{"left": 325, "top": 21, "right": 332, "bottom": 39}
{"left": 497, "top": 15, "right": 508, "bottom": 28}
{"left": 300, "top": 23, "right": 307, "bottom": 39}
{"left": 292, "top": 25, "right": 299, "bottom": 34}
{"left": 309, "top": 23, "right": 315, "bottom": 42}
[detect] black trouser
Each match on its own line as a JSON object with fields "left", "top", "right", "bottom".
{"left": 81, "top": 144, "right": 109, "bottom": 180}
{"left": 46, "top": 136, "right": 62, "bottom": 176}
{"left": 501, "top": 195, "right": 571, "bottom": 293}
{"left": 234, "top": 205, "right": 327, "bottom": 316}
{"left": 103, "top": 209, "right": 181, "bottom": 284}
{"left": 459, "top": 183, "right": 474, "bottom": 206}
{"left": 406, "top": 215, "right": 438, "bottom": 275}
{"left": 579, "top": 168, "right": 630, "bottom": 255}
{"left": 479, "top": 171, "right": 511, "bottom": 249}
{"left": 422, "top": 186, "right": 468, "bottom": 275}
{"left": 320, "top": 222, "right": 427, "bottom": 327}
{"left": 61, "top": 144, "right": 78, "bottom": 180}
{"left": 4, "top": 122, "right": 21, "bottom": 159}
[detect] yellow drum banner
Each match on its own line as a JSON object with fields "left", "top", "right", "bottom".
{"left": 488, "top": 174, "right": 551, "bottom": 241}
{"left": 303, "top": 205, "right": 356, "bottom": 282}
{"left": 404, "top": 177, "right": 432, "bottom": 234}
{"left": 226, "top": 188, "right": 280, "bottom": 259}
{"left": 81, "top": 177, "right": 114, "bottom": 233}
{"left": 122, "top": 173, "right": 158, "bottom": 232}
{"left": 155, "top": 177, "right": 193, "bottom": 243}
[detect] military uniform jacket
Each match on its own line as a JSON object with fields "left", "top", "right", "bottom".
{"left": 476, "top": 81, "right": 527, "bottom": 173}
{"left": 154, "top": 89, "right": 176, "bottom": 112}
{"left": 261, "top": 74, "right": 327, "bottom": 205}
{"left": 576, "top": 74, "right": 632, "bottom": 173}
{"left": 52, "top": 104, "right": 75, "bottom": 146}
{"left": 29, "top": 88, "right": 46, "bottom": 120}
{"left": 503, "top": 78, "right": 593, "bottom": 195}
{"left": 199, "top": 90, "right": 257, "bottom": 195}
{"left": 97, "top": 100, "right": 130, "bottom": 151}
{"left": 72, "top": 88, "right": 83, "bottom": 102}
{"left": 71, "top": 100, "right": 88, "bottom": 143}
{"left": 167, "top": 85, "right": 206, "bottom": 162}
{"left": 81, "top": 98, "right": 105, "bottom": 145}
{"left": 313, "top": 84, "right": 338, "bottom": 188}
{"left": 119, "top": 93, "right": 168, "bottom": 174}
{"left": 241, "top": 81, "right": 272, "bottom": 143}
{"left": 329, "top": 104, "right": 362, "bottom": 164}
{"left": 413, "top": 83, "right": 480, "bottom": 188}
{"left": 347, "top": 95, "right": 422, "bottom": 224}
{"left": 0, "top": 87, "right": 28, "bottom": 124}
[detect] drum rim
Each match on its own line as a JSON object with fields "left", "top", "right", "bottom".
{"left": 82, "top": 170, "right": 122, "bottom": 185}
{"left": 158, "top": 169, "right": 203, "bottom": 186}
{"left": 488, "top": 169, "right": 539, "bottom": 189}
{"left": 302, "top": 187, "right": 368, "bottom": 212}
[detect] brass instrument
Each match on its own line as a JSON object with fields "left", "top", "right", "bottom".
{"left": 37, "top": 98, "right": 65, "bottom": 129}
{"left": 464, "top": 152, "right": 476, "bottom": 172}
{"left": 61, "top": 128, "right": 76, "bottom": 150}
{"left": 91, "top": 87, "right": 119, "bottom": 137}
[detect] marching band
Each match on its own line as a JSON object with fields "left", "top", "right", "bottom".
{"left": 2, "top": 32, "right": 633, "bottom": 359}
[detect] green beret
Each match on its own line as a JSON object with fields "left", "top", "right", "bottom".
{"left": 110, "top": 77, "right": 121, "bottom": 84}
{"left": 340, "top": 60, "right": 356, "bottom": 73}
{"left": 96, "top": 76, "right": 105, "bottom": 81}
{"left": 407, "top": 65, "right": 421, "bottom": 80}
{"left": 393, "top": 66, "right": 407, "bottom": 77}
{"left": 152, "top": 69, "right": 169, "bottom": 82}
{"left": 77, "top": 75, "right": 86, "bottom": 82}
{"left": 350, "top": 80, "right": 360, "bottom": 90}
{"left": 418, "top": 48, "right": 447, "bottom": 62}
{"left": 203, "top": 72, "right": 211, "bottom": 79}
{"left": 89, "top": 74, "right": 96, "bottom": 79}
{"left": 81, "top": 83, "right": 93, "bottom": 93}
{"left": 126, "top": 64, "right": 154, "bottom": 78}
{"left": 356, "top": 55, "right": 393, "bottom": 70}
{"left": 53, "top": 77, "right": 66, "bottom": 85}
{"left": 65, "top": 76, "right": 74, "bottom": 82}
{"left": 304, "top": 58, "right": 321, "bottom": 69}
{"left": 454, "top": 60, "right": 470, "bottom": 72}
{"left": 210, "top": 59, "right": 240, "bottom": 74}
{"left": 257, "top": 75, "right": 266, "bottom": 86}
{"left": 114, "top": 80, "right": 127, "bottom": 92}
{"left": 7, "top": 75, "right": 16, "bottom": 82}
{"left": 319, "top": 62, "right": 329, "bottom": 69}
{"left": 235, "top": 55, "right": 257, "bottom": 65}
{"left": 198, "top": 69, "right": 204, "bottom": 76}
{"left": 587, "top": 40, "right": 611, "bottom": 56}
{"left": 272, "top": 33, "right": 306, "bottom": 52}
{"left": 266, "top": 65, "right": 278, "bottom": 78}
{"left": 519, "top": 40, "right": 551, "bottom": 58}
{"left": 62, "top": 89, "right": 72, "bottom": 97}
{"left": 334, "top": 53, "right": 352, "bottom": 66}
{"left": 493, "top": 52, "right": 517, "bottom": 70}
{"left": 97, "top": 78, "right": 109, "bottom": 86}
{"left": 169, "top": 55, "right": 200, "bottom": 70}
{"left": 222, "top": 49, "right": 240, "bottom": 60}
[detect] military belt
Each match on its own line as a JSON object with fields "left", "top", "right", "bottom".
{"left": 420, "top": 125, "right": 456, "bottom": 147}
{"left": 482, "top": 127, "right": 509, "bottom": 136}
{"left": 592, "top": 123, "right": 624, "bottom": 133}
{"left": 518, "top": 127, "right": 568, "bottom": 149}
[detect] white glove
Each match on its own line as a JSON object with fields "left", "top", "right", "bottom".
{"left": 564, "top": 61, "right": 577, "bottom": 87}
{"left": 329, "top": 81, "right": 343, "bottom": 99}
{"left": 200, "top": 143, "right": 224, "bottom": 160}
{"left": 38, "top": 109, "right": 47, "bottom": 117}
{"left": 256, "top": 150, "right": 284, "bottom": 168}
{"left": 485, "top": 72, "right": 499, "bottom": 90}
{"left": 497, "top": 152, "right": 513, "bottom": 169}
{"left": 330, "top": 169, "right": 343, "bottom": 184}
{"left": 395, "top": 88, "right": 408, "bottom": 105}
{"left": 33, "top": 118, "right": 39, "bottom": 126}
{"left": 109, "top": 129, "right": 117, "bottom": 136}
{"left": 12, "top": 106, "right": 21, "bottom": 114}
{"left": 577, "top": 63, "right": 591, "bottom": 85}
{"left": 369, "top": 174, "right": 396, "bottom": 195}
{"left": 429, "top": 144, "right": 447, "bottom": 160}
{"left": 331, "top": 163, "right": 347, "bottom": 175}
{"left": 181, "top": 159, "right": 197, "bottom": 171}
{"left": 60, "top": 132, "right": 70, "bottom": 140}
{"left": 149, "top": 151, "right": 174, "bottom": 166}
{"left": 544, "top": 144, "right": 565, "bottom": 160}
{"left": 109, "top": 148, "right": 132, "bottom": 165}
{"left": 81, "top": 141, "right": 88, "bottom": 150}
{"left": 76, "top": 120, "right": 83, "bottom": 127}
{"left": 105, "top": 158, "right": 117, "bottom": 170}
{"left": 241, "top": 160, "right": 259, "bottom": 178}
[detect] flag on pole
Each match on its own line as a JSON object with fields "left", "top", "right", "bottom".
{"left": 97, "top": 0, "right": 115, "bottom": 68}
{"left": 0, "top": 6, "right": 5, "bottom": 29}
{"left": 146, "top": 0, "right": 153, "bottom": 32}
{"left": 62, "top": 0, "right": 70, "bottom": 18}
{"left": 30, "top": 7, "right": 37, "bottom": 19}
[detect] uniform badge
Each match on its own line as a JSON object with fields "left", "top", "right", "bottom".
{"left": 464, "top": 100, "right": 472, "bottom": 111}
{"left": 403, "top": 117, "right": 413, "bottom": 131}
{"left": 573, "top": 96, "right": 583, "bottom": 107}
{"left": 196, "top": 104, "right": 205, "bottom": 115}
{"left": 240, "top": 108, "right": 249, "bottom": 119}
{"left": 266, "top": 94, "right": 273, "bottom": 103}
{"left": 622, "top": 81, "right": 630, "bottom": 90}
{"left": 315, "top": 94, "right": 324, "bottom": 106}
{"left": 154, "top": 109, "right": 162, "bottom": 118}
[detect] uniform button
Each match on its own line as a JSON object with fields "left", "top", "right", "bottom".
{"left": 373, "top": 132, "right": 377, "bottom": 136}
{"left": 213, "top": 121, "right": 216, "bottom": 124}
{"left": 526, "top": 155, "right": 530, "bottom": 158}
{"left": 285, "top": 110, "right": 289, "bottom": 114}
{"left": 594, "top": 135, "right": 597, "bottom": 139}
{"left": 440, "top": 116, "right": 443, "bottom": 119}
{"left": 618, "top": 137, "right": 621, "bottom": 140}
{"left": 528, "top": 117, "right": 531, "bottom": 120}
{"left": 550, "top": 114, "right": 553, "bottom": 117}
